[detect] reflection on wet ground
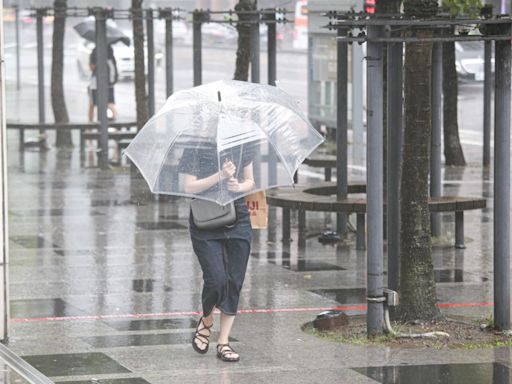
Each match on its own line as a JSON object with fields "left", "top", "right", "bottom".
{"left": 5, "top": 140, "right": 507, "bottom": 383}
{"left": 353, "top": 363, "right": 510, "bottom": 384}
{"left": 21, "top": 353, "right": 131, "bottom": 377}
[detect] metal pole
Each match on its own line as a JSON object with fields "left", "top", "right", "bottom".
{"left": 192, "top": 10, "right": 203, "bottom": 86}
{"left": 95, "top": 9, "right": 110, "bottom": 169}
{"left": 146, "top": 9, "right": 155, "bottom": 116}
{"left": 352, "top": 31, "right": 365, "bottom": 166}
{"left": 336, "top": 24, "right": 348, "bottom": 235}
{"left": 366, "top": 25, "right": 385, "bottom": 336}
{"left": 267, "top": 11, "right": 277, "bottom": 186}
{"left": 386, "top": 40, "right": 403, "bottom": 292}
{"left": 0, "top": 5, "right": 10, "bottom": 341}
{"left": 15, "top": 6, "right": 23, "bottom": 147}
{"left": 163, "top": 9, "right": 174, "bottom": 97}
{"left": 430, "top": 42, "right": 442, "bottom": 237}
{"left": 250, "top": 13, "right": 261, "bottom": 186}
{"left": 15, "top": 6, "right": 20, "bottom": 91}
{"left": 494, "top": 25, "right": 511, "bottom": 331}
{"left": 250, "top": 13, "right": 260, "bottom": 84}
{"left": 483, "top": 40, "right": 492, "bottom": 167}
{"left": 36, "top": 10, "right": 46, "bottom": 147}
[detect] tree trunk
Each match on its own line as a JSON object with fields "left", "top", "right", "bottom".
{"left": 443, "top": 34, "right": 466, "bottom": 166}
{"left": 400, "top": 0, "right": 440, "bottom": 321}
{"left": 132, "top": 0, "right": 149, "bottom": 130}
{"left": 233, "top": 0, "right": 256, "bottom": 81}
{"left": 51, "top": 0, "right": 72, "bottom": 147}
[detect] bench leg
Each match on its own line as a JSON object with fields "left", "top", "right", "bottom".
{"left": 356, "top": 213, "right": 366, "bottom": 251}
{"left": 282, "top": 208, "right": 291, "bottom": 243}
{"left": 298, "top": 209, "right": 306, "bottom": 248}
{"left": 325, "top": 167, "right": 332, "bottom": 182}
{"left": 455, "top": 211, "right": 465, "bottom": 249}
{"left": 19, "top": 129, "right": 24, "bottom": 151}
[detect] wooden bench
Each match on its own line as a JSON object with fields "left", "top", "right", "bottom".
{"left": 6, "top": 121, "right": 137, "bottom": 155}
{"left": 266, "top": 182, "right": 486, "bottom": 250}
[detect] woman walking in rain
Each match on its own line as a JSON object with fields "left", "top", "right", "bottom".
{"left": 179, "top": 144, "right": 255, "bottom": 363}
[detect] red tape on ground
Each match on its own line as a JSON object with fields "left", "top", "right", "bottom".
{"left": 9, "top": 302, "right": 494, "bottom": 323}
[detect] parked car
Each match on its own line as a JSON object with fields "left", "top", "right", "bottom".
{"left": 455, "top": 41, "right": 494, "bottom": 82}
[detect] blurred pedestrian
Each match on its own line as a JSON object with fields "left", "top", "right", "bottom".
{"left": 179, "top": 144, "right": 255, "bottom": 363}
{"left": 88, "top": 45, "right": 119, "bottom": 122}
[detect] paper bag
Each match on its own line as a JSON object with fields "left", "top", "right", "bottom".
{"left": 245, "top": 191, "right": 268, "bottom": 229}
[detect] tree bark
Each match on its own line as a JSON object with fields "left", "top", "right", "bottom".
{"left": 443, "top": 34, "right": 466, "bottom": 166}
{"left": 400, "top": 0, "right": 440, "bottom": 321}
{"left": 51, "top": 0, "right": 72, "bottom": 147}
{"left": 132, "top": 0, "right": 149, "bottom": 130}
{"left": 233, "top": 0, "right": 256, "bottom": 81}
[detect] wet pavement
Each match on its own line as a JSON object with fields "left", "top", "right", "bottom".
{"left": 5, "top": 127, "right": 512, "bottom": 384}
{"left": 3, "top": 46, "right": 512, "bottom": 382}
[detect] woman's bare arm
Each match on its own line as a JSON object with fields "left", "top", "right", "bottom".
{"left": 183, "top": 161, "right": 236, "bottom": 194}
{"left": 227, "top": 162, "right": 256, "bottom": 193}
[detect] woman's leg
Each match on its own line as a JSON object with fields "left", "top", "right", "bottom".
{"left": 218, "top": 312, "right": 235, "bottom": 345}
{"left": 191, "top": 237, "right": 227, "bottom": 351}
{"left": 216, "top": 238, "right": 251, "bottom": 360}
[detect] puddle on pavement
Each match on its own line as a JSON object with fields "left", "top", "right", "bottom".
{"left": 21, "top": 352, "right": 130, "bottom": 377}
{"left": 10, "top": 298, "right": 88, "bottom": 318}
{"left": 434, "top": 269, "right": 464, "bottom": 283}
{"left": 81, "top": 333, "right": 235, "bottom": 348}
{"left": 353, "top": 363, "right": 510, "bottom": 384}
{"left": 103, "top": 318, "right": 197, "bottom": 331}
{"left": 135, "top": 222, "right": 186, "bottom": 230}
{"left": 268, "top": 259, "right": 346, "bottom": 272}
{"left": 90, "top": 199, "right": 146, "bottom": 207}
{"left": 309, "top": 288, "right": 366, "bottom": 304}
{"left": 55, "top": 379, "right": 151, "bottom": 384}
{"left": 9, "top": 209, "right": 104, "bottom": 217}
{"left": 132, "top": 279, "right": 172, "bottom": 293}
{"left": 9, "top": 235, "right": 56, "bottom": 249}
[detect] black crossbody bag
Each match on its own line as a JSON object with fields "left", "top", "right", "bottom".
{"left": 190, "top": 144, "right": 243, "bottom": 230}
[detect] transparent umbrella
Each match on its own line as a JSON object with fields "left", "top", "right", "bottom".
{"left": 124, "top": 80, "right": 324, "bottom": 205}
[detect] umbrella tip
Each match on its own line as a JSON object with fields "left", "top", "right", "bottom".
{"left": 217, "top": 91, "right": 221, "bottom": 102}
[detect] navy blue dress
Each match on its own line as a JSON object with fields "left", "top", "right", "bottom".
{"left": 179, "top": 146, "right": 253, "bottom": 316}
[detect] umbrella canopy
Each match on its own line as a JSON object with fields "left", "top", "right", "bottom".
{"left": 124, "top": 80, "right": 324, "bottom": 205}
{"left": 73, "top": 18, "right": 130, "bottom": 46}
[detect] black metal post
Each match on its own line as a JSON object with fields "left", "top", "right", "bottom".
{"left": 15, "top": 6, "right": 20, "bottom": 91}
{"left": 36, "top": 9, "right": 46, "bottom": 148}
{"left": 146, "top": 9, "right": 155, "bottom": 116}
{"left": 336, "top": 24, "right": 348, "bottom": 235}
{"left": 483, "top": 40, "right": 493, "bottom": 167}
{"left": 430, "top": 42, "right": 442, "bottom": 236}
{"left": 94, "top": 9, "right": 110, "bottom": 169}
{"left": 366, "top": 25, "right": 385, "bottom": 336}
{"left": 250, "top": 13, "right": 260, "bottom": 84}
{"left": 266, "top": 10, "right": 277, "bottom": 186}
{"left": 163, "top": 9, "right": 174, "bottom": 97}
{"left": 192, "top": 10, "right": 203, "bottom": 86}
{"left": 386, "top": 40, "right": 403, "bottom": 292}
{"left": 494, "top": 24, "right": 511, "bottom": 331}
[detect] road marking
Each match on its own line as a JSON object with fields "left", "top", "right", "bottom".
{"left": 9, "top": 302, "right": 494, "bottom": 323}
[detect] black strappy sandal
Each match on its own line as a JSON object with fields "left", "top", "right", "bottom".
{"left": 216, "top": 343, "right": 240, "bottom": 362}
{"left": 192, "top": 317, "right": 213, "bottom": 354}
